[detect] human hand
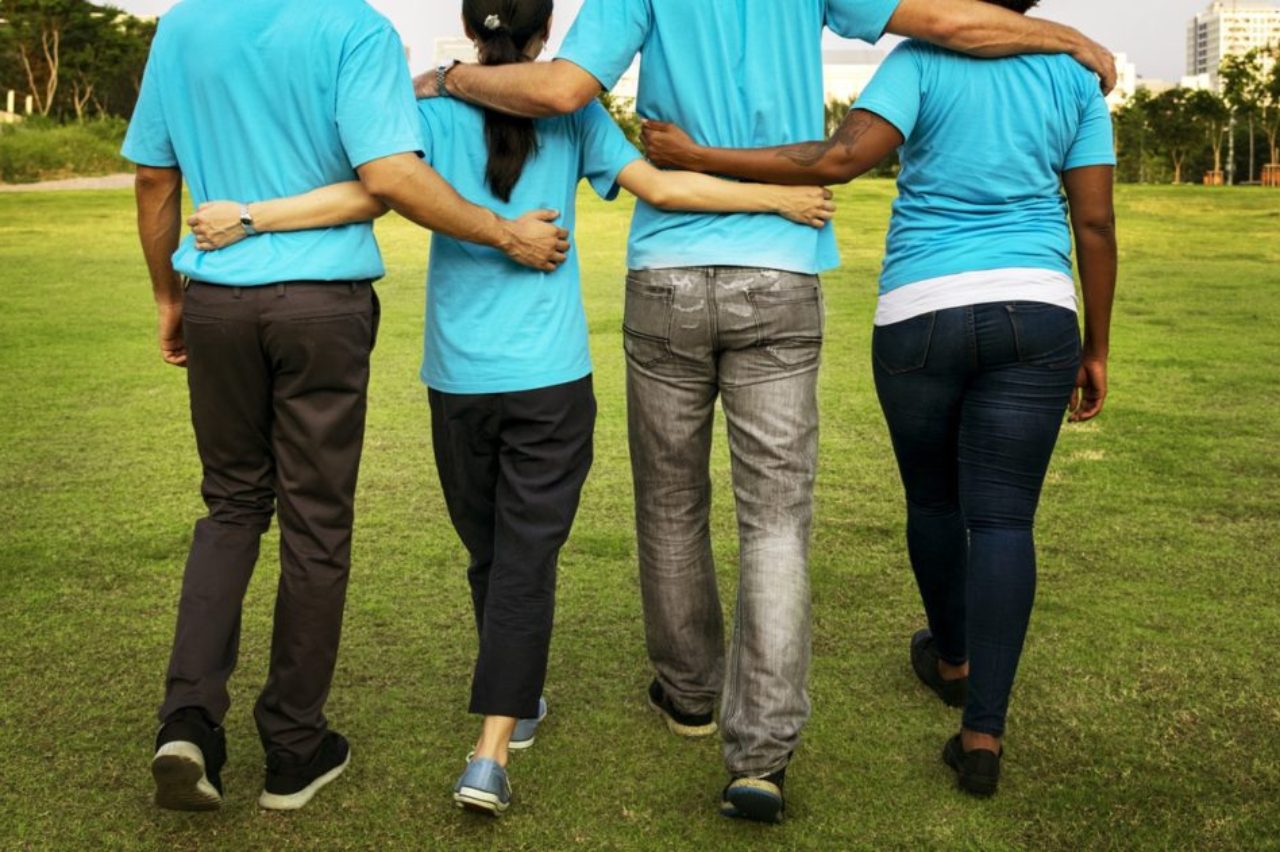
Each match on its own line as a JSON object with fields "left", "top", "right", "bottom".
{"left": 641, "top": 119, "right": 703, "bottom": 171}
{"left": 501, "top": 209, "right": 571, "bottom": 272}
{"left": 188, "top": 202, "right": 248, "bottom": 251}
{"left": 1069, "top": 355, "right": 1107, "bottom": 422}
{"left": 157, "top": 300, "right": 187, "bottom": 368}
{"left": 778, "top": 187, "right": 836, "bottom": 229}
{"left": 1072, "top": 34, "right": 1118, "bottom": 95}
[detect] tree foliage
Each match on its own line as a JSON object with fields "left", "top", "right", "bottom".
{"left": 0, "top": 0, "right": 154, "bottom": 119}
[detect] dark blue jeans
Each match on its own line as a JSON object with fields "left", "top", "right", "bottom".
{"left": 872, "top": 302, "right": 1080, "bottom": 736}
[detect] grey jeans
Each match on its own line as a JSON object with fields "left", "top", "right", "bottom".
{"left": 623, "top": 266, "right": 822, "bottom": 776}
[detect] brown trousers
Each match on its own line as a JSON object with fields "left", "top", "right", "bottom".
{"left": 159, "top": 280, "right": 378, "bottom": 761}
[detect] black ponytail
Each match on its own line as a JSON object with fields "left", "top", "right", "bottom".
{"left": 462, "top": 0, "right": 554, "bottom": 202}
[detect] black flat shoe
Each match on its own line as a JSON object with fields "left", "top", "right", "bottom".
{"left": 911, "top": 629, "right": 967, "bottom": 708}
{"left": 942, "top": 734, "right": 1001, "bottom": 798}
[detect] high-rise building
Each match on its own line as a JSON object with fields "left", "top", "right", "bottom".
{"left": 1186, "top": 1, "right": 1280, "bottom": 89}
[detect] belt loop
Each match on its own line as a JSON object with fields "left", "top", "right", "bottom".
{"left": 231, "top": 286, "right": 244, "bottom": 300}
{"left": 349, "top": 281, "right": 357, "bottom": 294}
{"left": 277, "top": 283, "right": 287, "bottom": 298}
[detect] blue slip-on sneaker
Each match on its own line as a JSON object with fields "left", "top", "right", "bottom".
{"left": 721, "top": 767, "right": 786, "bottom": 824}
{"left": 453, "top": 758, "right": 512, "bottom": 816}
{"left": 509, "top": 697, "right": 549, "bottom": 751}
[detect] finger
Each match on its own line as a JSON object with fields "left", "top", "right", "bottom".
{"left": 550, "top": 251, "right": 567, "bottom": 264}
{"left": 815, "top": 209, "right": 835, "bottom": 221}
{"left": 556, "top": 240, "right": 571, "bottom": 252}
{"left": 556, "top": 228, "right": 570, "bottom": 239}
{"left": 532, "top": 208, "right": 560, "bottom": 222}
{"left": 822, "top": 201, "right": 837, "bottom": 212}
{"left": 823, "top": 188, "right": 834, "bottom": 200}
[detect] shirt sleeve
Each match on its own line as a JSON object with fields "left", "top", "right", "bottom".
{"left": 577, "top": 101, "right": 644, "bottom": 201}
{"left": 121, "top": 46, "right": 177, "bottom": 168}
{"left": 1064, "top": 85, "right": 1117, "bottom": 171}
{"left": 556, "top": 0, "right": 651, "bottom": 91}
{"left": 416, "top": 103, "right": 436, "bottom": 165}
{"left": 850, "top": 42, "right": 923, "bottom": 140}
{"left": 335, "top": 21, "right": 424, "bottom": 169}
{"left": 825, "top": 0, "right": 903, "bottom": 43}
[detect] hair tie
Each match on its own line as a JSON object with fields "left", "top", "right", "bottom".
{"left": 484, "top": 14, "right": 502, "bottom": 30}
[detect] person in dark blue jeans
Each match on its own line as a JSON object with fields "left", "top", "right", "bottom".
{"left": 641, "top": 0, "right": 1118, "bottom": 799}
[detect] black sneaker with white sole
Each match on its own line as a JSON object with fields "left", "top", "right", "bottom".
{"left": 258, "top": 732, "right": 351, "bottom": 811}
{"left": 151, "top": 707, "right": 226, "bottom": 812}
{"left": 647, "top": 679, "right": 717, "bottom": 738}
{"left": 721, "top": 766, "right": 786, "bottom": 824}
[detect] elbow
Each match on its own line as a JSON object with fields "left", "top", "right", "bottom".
{"left": 1078, "top": 215, "right": 1117, "bottom": 240}
{"left": 541, "top": 86, "right": 594, "bottom": 117}
{"left": 645, "top": 187, "right": 678, "bottom": 210}
{"left": 357, "top": 169, "right": 400, "bottom": 206}
{"left": 815, "top": 152, "right": 863, "bottom": 186}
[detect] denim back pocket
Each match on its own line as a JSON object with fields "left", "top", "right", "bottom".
{"left": 872, "top": 312, "right": 936, "bottom": 376}
{"left": 1006, "top": 303, "right": 1081, "bottom": 370}
{"left": 623, "top": 275, "right": 675, "bottom": 368}
{"left": 746, "top": 285, "right": 824, "bottom": 368}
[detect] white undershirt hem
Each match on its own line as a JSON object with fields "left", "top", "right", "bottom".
{"left": 874, "top": 268, "right": 1078, "bottom": 327}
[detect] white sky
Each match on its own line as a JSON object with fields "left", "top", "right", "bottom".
{"left": 113, "top": 0, "right": 1224, "bottom": 82}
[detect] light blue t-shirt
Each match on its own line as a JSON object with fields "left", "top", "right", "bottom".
{"left": 121, "top": 0, "right": 422, "bottom": 286}
{"left": 559, "top": 0, "right": 901, "bottom": 274}
{"left": 854, "top": 42, "right": 1117, "bottom": 293}
{"left": 419, "top": 100, "right": 642, "bottom": 395}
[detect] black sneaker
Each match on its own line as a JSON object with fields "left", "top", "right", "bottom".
{"left": 911, "top": 629, "right": 967, "bottom": 708}
{"left": 647, "top": 679, "right": 717, "bottom": 738}
{"left": 151, "top": 707, "right": 226, "bottom": 812}
{"left": 721, "top": 766, "right": 786, "bottom": 824}
{"left": 257, "top": 732, "right": 351, "bottom": 811}
{"left": 942, "top": 734, "right": 1001, "bottom": 798}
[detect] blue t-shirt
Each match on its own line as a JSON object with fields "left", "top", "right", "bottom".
{"left": 559, "top": 0, "right": 901, "bottom": 274}
{"left": 121, "top": 0, "right": 422, "bottom": 286}
{"left": 854, "top": 42, "right": 1117, "bottom": 293}
{"left": 419, "top": 100, "right": 642, "bottom": 395}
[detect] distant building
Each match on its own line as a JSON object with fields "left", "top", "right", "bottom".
{"left": 1107, "top": 53, "right": 1140, "bottom": 110}
{"left": 822, "top": 49, "right": 884, "bottom": 102}
{"left": 433, "top": 37, "right": 475, "bottom": 65}
{"left": 1186, "top": 0, "right": 1280, "bottom": 90}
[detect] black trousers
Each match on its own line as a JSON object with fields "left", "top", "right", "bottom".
{"left": 429, "top": 375, "right": 596, "bottom": 719}
{"left": 159, "top": 280, "right": 378, "bottom": 760}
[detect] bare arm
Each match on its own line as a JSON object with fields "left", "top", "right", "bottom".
{"left": 1062, "top": 165, "right": 1117, "bottom": 422}
{"left": 413, "top": 60, "right": 601, "bottom": 119}
{"left": 887, "top": 0, "right": 1117, "bottom": 92}
{"left": 134, "top": 165, "right": 187, "bottom": 368}
{"left": 616, "top": 160, "right": 836, "bottom": 228}
{"left": 189, "top": 182, "right": 387, "bottom": 251}
{"left": 643, "top": 110, "right": 904, "bottom": 186}
{"left": 356, "top": 153, "right": 570, "bottom": 272}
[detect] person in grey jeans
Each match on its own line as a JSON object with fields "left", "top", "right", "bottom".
{"left": 418, "top": 0, "right": 1117, "bottom": 822}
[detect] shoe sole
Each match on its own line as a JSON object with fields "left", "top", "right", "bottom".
{"left": 257, "top": 751, "right": 351, "bottom": 811}
{"left": 647, "top": 694, "right": 718, "bottom": 738}
{"left": 722, "top": 780, "right": 784, "bottom": 824}
{"left": 152, "top": 741, "right": 222, "bottom": 812}
{"left": 454, "top": 787, "right": 510, "bottom": 816}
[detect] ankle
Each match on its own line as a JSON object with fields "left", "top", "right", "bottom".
{"left": 937, "top": 659, "right": 969, "bottom": 682}
{"left": 961, "top": 729, "right": 1001, "bottom": 754}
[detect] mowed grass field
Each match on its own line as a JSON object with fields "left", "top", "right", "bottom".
{"left": 1, "top": 181, "right": 1278, "bottom": 850}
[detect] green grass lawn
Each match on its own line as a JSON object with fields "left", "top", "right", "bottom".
{"left": 1, "top": 181, "right": 1278, "bottom": 849}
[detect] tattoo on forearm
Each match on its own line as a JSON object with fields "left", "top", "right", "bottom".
{"left": 779, "top": 110, "right": 877, "bottom": 167}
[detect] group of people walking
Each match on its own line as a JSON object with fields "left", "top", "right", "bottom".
{"left": 127, "top": 0, "right": 1118, "bottom": 825}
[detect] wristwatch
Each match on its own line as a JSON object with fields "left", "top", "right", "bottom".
{"left": 436, "top": 61, "right": 459, "bottom": 98}
{"left": 239, "top": 204, "right": 257, "bottom": 236}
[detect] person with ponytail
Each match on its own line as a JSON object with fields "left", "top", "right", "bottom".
{"left": 185, "top": 0, "right": 833, "bottom": 818}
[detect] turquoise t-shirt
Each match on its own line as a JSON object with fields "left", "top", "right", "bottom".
{"left": 121, "top": 0, "right": 422, "bottom": 286}
{"left": 853, "top": 42, "right": 1117, "bottom": 293}
{"left": 419, "top": 100, "right": 642, "bottom": 395}
{"left": 558, "top": 0, "right": 901, "bottom": 274}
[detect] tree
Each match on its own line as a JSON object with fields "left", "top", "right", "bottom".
{"left": 1261, "top": 45, "right": 1280, "bottom": 168}
{"left": 1221, "top": 49, "right": 1268, "bottom": 181}
{"left": 1144, "top": 88, "right": 1200, "bottom": 184}
{"left": 599, "top": 92, "right": 641, "bottom": 150}
{"left": 1187, "top": 89, "right": 1231, "bottom": 179}
{"left": 0, "top": 0, "right": 153, "bottom": 119}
